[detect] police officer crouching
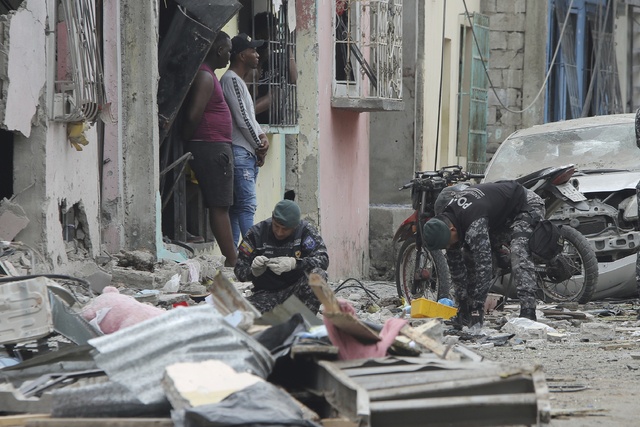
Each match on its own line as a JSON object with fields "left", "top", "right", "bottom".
{"left": 423, "top": 181, "right": 544, "bottom": 328}
{"left": 234, "top": 200, "right": 330, "bottom": 314}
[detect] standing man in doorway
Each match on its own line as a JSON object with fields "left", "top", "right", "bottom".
{"left": 221, "top": 33, "right": 270, "bottom": 246}
{"left": 182, "top": 31, "right": 237, "bottom": 267}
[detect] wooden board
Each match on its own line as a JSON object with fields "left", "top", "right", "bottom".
{"left": 25, "top": 419, "right": 172, "bottom": 427}
{"left": 308, "top": 272, "right": 460, "bottom": 360}
{"left": 0, "top": 414, "right": 49, "bottom": 427}
{"left": 208, "top": 271, "right": 260, "bottom": 318}
{"left": 308, "top": 273, "right": 381, "bottom": 343}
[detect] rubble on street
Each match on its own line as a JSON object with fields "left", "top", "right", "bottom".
{"left": 1, "top": 242, "right": 638, "bottom": 426}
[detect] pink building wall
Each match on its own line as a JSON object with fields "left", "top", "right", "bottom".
{"left": 316, "top": 2, "right": 371, "bottom": 278}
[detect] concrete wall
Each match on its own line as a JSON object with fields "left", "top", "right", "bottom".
{"left": 369, "top": 0, "right": 420, "bottom": 205}
{"left": 9, "top": 1, "right": 101, "bottom": 270}
{"left": 119, "top": 0, "right": 160, "bottom": 255}
{"left": 481, "top": 0, "right": 545, "bottom": 158}
{"left": 254, "top": 133, "right": 286, "bottom": 223}
{"left": 102, "top": 0, "right": 124, "bottom": 252}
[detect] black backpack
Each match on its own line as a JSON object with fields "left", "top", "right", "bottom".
{"left": 529, "top": 219, "right": 564, "bottom": 260}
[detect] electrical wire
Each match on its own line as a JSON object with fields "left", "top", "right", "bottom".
{"left": 461, "top": 0, "right": 576, "bottom": 114}
{"left": 333, "top": 278, "right": 380, "bottom": 302}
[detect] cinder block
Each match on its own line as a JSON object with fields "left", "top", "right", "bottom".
{"left": 0, "top": 198, "right": 29, "bottom": 241}
{"left": 580, "top": 322, "right": 616, "bottom": 342}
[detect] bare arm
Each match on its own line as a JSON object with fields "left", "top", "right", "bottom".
{"left": 288, "top": 46, "right": 297, "bottom": 84}
{"left": 181, "top": 70, "right": 213, "bottom": 141}
{"left": 254, "top": 92, "right": 271, "bottom": 115}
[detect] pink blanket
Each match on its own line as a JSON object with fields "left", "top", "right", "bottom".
{"left": 324, "top": 299, "right": 407, "bottom": 360}
{"left": 80, "top": 286, "right": 166, "bottom": 334}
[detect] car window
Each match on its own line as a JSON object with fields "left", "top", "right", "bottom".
{"left": 484, "top": 123, "right": 640, "bottom": 181}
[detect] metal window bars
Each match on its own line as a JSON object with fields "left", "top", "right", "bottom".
{"left": 249, "top": 5, "right": 297, "bottom": 127}
{"left": 54, "top": 0, "right": 106, "bottom": 123}
{"left": 334, "top": 0, "right": 403, "bottom": 100}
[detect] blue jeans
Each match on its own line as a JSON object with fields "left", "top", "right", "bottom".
{"left": 231, "top": 145, "right": 259, "bottom": 245}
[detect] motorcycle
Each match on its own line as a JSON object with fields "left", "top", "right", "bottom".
{"left": 497, "top": 164, "right": 599, "bottom": 303}
{"left": 394, "top": 164, "right": 599, "bottom": 305}
{"left": 393, "top": 166, "right": 483, "bottom": 305}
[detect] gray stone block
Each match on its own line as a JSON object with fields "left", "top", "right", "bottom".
{"left": 0, "top": 198, "right": 29, "bottom": 241}
{"left": 580, "top": 322, "right": 616, "bottom": 342}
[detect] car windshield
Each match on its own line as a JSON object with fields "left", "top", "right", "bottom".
{"left": 484, "top": 123, "right": 640, "bottom": 181}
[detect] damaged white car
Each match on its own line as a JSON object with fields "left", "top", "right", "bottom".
{"left": 483, "top": 113, "right": 640, "bottom": 300}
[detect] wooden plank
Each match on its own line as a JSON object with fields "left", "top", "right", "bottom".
{"left": 291, "top": 344, "right": 340, "bottom": 359}
{"left": 208, "top": 271, "right": 260, "bottom": 318}
{"left": 598, "top": 341, "right": 639, "bottom": 350}
{"left": 399, "top": 325, "right": 460, "bottom": 361}
{"left": 0, "top": 414, "right": 49, "bottom": 427}
{"left": 321, "top": 418, "right": 359, "bottom": 427}
{"left": 308, "top": 273, "right": 381, "bottom": 343}
{"left": 25, "top": 419, "right": 173, "bottom": 427}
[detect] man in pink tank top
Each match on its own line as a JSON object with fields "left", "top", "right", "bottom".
{"left": 182, "top": 31, "right": 237, "bottom": 267}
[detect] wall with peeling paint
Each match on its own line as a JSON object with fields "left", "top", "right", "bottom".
{"left": 101, "top": 0, "right": 124, "bottom": 252}
{"left": 3, "top": 1, "right": 46, "bottom": 138}
{"left": 294, "top": 0, "right": 371, "bottom": 279}
{"left": 8, "top": 0, "right": 101, "bottom": 270}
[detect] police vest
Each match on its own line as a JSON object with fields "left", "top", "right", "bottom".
{"left": 443, "top": 181, "right": 526, "bottom": 242}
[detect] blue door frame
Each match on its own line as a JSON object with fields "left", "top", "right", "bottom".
{"left": 545, "top": 0, "right": 608, "bottom": 122}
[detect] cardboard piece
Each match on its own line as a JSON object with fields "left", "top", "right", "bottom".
{"left": 308, "top": 273, "right": 460, "bottom": 360}
{"left": 308, "top": 273, "right": 380, "bottom": 344}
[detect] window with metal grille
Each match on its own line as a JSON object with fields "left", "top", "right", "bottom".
{"left": 50, "top": 0, "right": 106, "bottom": 123}
{"left": 241, "top": 0, "right": 297, "bottom": 130}
{"left": 333, "top": 0, "right": 404, "bottom": 111}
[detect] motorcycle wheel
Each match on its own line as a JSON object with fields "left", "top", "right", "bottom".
{"left": 536, "top": 225, "right": 598, "bottom": 304}
{"left": 395, "top": 236, "right": 452, "bottom": 305}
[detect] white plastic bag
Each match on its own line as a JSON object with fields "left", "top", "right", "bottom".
{"left": 162, "top": 273, "right": 181, "bottom": 292}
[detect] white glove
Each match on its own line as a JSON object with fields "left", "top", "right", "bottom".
{"left": 266, "top": 257, "right": 297, "bottom": 275}
{"left": 251, "top": 255, "right": 269, "bottom": 277}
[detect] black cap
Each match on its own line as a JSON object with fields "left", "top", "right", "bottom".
{"left": 231, "top": 33, "right": 265, "bottom": 55}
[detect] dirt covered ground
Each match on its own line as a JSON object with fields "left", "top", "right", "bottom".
{"left": 475, "top": 307, "right": 640, "bottom": 427}
{"left": 335, "top": 280, "right": 640, "bottom": 427}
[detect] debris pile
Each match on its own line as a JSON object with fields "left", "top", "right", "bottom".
{"left": 0, "top": 243, "right": 551, "bottom": 426}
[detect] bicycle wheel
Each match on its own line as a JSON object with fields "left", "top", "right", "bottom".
{"left": 395, "top": 236, "right": 452, "bottom": 304}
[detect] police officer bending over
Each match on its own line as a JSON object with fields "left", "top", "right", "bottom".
{"left": 234, "top": 200, "right": 329, "bottom": 314}
{"left": 423, "top": 181, "right": 544, "bottom": 328}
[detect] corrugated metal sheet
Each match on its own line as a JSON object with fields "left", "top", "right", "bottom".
{"left": 0, "top": 277, "right": 54, "bottom": 344}
{"left": 88, "top": 306, "right": 274, "bottom": 404}
{"left": 304, "top": 356, "right": 550, "bottom": 427}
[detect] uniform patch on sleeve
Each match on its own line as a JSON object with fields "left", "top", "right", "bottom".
{"left": 303, "top": 236, "right": 316, "bottom": 250}
{"left": 239, "top": 240, "right": 254, "bottom": 256}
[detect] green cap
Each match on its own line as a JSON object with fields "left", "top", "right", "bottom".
{"left": 272, "top": 200, "right": 301, "bottom": 228}
{"left": 423, "top": 218, "right": 451, "bottom": 250}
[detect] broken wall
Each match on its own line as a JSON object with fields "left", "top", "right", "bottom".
{"left": 3, "top": 0, "right": 101, "bottom": 270}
